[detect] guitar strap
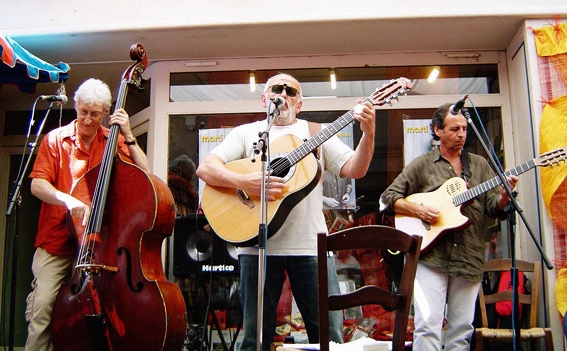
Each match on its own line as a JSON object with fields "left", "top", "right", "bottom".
{"left": 461, "top": 149, "right": 471, "bottom": 186}
{"left": 308, "top": 121, "right": 321, "bottom": 159}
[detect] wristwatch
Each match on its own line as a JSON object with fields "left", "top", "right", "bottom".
{"left": 125, "top": 138, "right": 137, "bottom": 146}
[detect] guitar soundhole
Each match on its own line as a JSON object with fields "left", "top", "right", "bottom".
{"left": 271, "top": 156, "right": 295, "bottom": 182}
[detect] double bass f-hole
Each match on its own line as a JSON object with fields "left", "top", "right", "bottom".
{"left": 117, "top": 247, "right": 143, "bottom": 292}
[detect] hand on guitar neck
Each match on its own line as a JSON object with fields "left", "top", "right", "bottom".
{"left": 396, "top": 173, "right": 517, "bottom": 226}
{"left": 394, "top": 147, "right": 566, "bottom": 253}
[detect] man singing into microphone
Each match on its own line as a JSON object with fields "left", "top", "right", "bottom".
{"left": 197, "top": 73, "right": 376, "bottom": 351}
{"left": 380, "top": 102, "right": 518, "bottom": 351}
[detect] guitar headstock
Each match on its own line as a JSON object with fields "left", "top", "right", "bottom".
{"left": 536, "top": 147, "right": 567, "bottom": 167}
{"left": 370, "top": 77, "right": 412, "bottom": 106}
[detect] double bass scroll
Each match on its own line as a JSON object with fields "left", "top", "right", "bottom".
{"left": 51, "top": 44, "right": 187, "bottom": 351}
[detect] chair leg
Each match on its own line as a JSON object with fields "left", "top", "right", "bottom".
{"left": 544, "top": 329, "right": 554, "bottom": 351}
{"left": 474, "top": 331, "right": 484, "bottom": 351}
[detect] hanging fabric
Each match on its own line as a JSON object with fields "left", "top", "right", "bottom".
{"left": 0, "top": 31, "right": 70, "bottom": 93}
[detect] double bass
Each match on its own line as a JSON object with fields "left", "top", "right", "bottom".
{"left": 51, "top": 44, "right": 186, "bottom": 351}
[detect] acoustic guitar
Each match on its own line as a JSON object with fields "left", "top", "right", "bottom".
{"left": 201, "top": 78, "right": 412, "bottom": 246}
{"left": 395, "top": 147, "right": 567, "bottom": 253}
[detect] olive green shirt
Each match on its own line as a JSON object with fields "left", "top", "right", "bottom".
{"left": 380, "top": 148, "right": 505, "bottom": 282}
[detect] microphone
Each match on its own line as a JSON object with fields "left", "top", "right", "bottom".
{"left": 39, "top": 94, "right": 68, "bottom": 104}
{"left": 449, "top": 95, "right": 468, "bottom": 115}
{"left": 270, "top": 96, "right": 285, "bottom": 108}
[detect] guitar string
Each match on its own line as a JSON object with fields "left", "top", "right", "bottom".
{"left": 453, "top": 158, "right": 537, "bottom": 205}
{"left": 267, "top": 80, "right": 404, "bottom": 175}
{"left": 268, "top": 97, "right": 376, "bottom": 176}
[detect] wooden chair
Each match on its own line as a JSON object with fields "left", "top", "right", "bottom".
{"left": 317, "top": 225, "right": 422, "bottom": 351}
{"left": 475, "top": 258, "right": 554, "bottom": 351}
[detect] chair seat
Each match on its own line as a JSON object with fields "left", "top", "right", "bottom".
{"left": 476, "top": 327, "right": 551, "bottom": 341}
{"left": 474, "top": 259, "right": 554, "bottom": 351}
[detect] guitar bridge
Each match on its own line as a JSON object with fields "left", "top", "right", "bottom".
{"left": 235, "top": 189, "right": 255, "bottom": 209}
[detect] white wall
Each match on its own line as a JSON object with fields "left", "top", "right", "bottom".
{"left": 1, "top": 0, "right": 565, "bottom": 35}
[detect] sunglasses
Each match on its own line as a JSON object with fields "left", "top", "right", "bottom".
{"left": 270, "top": 84, "right": 299, "bottom": 97}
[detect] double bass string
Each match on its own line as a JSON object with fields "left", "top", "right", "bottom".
{"left": 75, "top": 126, "right": 121, "bottom": 269}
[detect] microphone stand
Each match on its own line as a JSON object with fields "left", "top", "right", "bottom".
{"left": 253, "top": 103, "right": 279, "bottom": 351}
{"left": 5, "top": 101, "right": 56, "bottom": 351}
{"left": 461, "top": 105, "right": 553, "bottom": 351}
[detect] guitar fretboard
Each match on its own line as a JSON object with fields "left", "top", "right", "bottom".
{"left": 453, "top": 159, "right": 537, "bottom": 205}
{"left": 285, "top": 99, "right": 370, "bottom": 166}
{"left": 271, "top": 78, "right": 409, "bottom": 173}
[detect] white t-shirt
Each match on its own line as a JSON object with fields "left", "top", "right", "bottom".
{"left": 210, "top": 119, "right": 354, "bottom": 256}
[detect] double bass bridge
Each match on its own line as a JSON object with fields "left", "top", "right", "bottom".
{"left": 75, "top": 263, "right": 119, "bottom": 274}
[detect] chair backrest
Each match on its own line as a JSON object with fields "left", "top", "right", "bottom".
{"left": 317, "top": 225, "right": 422, "bottom": 351}
{"left": 477, "top": 258, "right": 541, "bottom": 329}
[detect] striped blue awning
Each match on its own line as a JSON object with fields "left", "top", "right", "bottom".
{"left": 0, "top": 32, "right": 70, "bottom": 94}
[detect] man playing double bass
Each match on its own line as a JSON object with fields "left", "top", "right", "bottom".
{"left": 25, "top": 78, "right": 150, "bottom": 350}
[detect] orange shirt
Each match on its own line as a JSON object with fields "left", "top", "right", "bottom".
{"left": 29, "top": 120, "right": 132, "bottom": 256}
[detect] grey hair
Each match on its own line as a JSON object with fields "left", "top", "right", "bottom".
{"left": 74, "top": 78, "right": 112, "bottom": 109}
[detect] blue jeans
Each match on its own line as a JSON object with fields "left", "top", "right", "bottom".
{"left": 238, "top": 254, "right": 343, "bottom": 351}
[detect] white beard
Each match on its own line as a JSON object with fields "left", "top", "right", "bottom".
{"left": 273, "top": 106, "right": 295, "bottom": 126}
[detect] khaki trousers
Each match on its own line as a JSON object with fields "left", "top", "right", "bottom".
{"left": 24, "top": 247, "right": 73, "bottom": 351}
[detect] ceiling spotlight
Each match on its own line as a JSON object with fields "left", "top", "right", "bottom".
{"left": 427, "top": 67, "right": 440, "bottom": 83}
{"left": 330, "top": 69, "right": 337, "bottom": 90}
{"left": 249, "top": 71, "right": 256, "bottom": 92}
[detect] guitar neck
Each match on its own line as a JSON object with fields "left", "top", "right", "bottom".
{"left": 285, "top": 97, "right": 372, "bottom": 165}
{"left": 453, "top": 158, "right": 537, "bottom": 205}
